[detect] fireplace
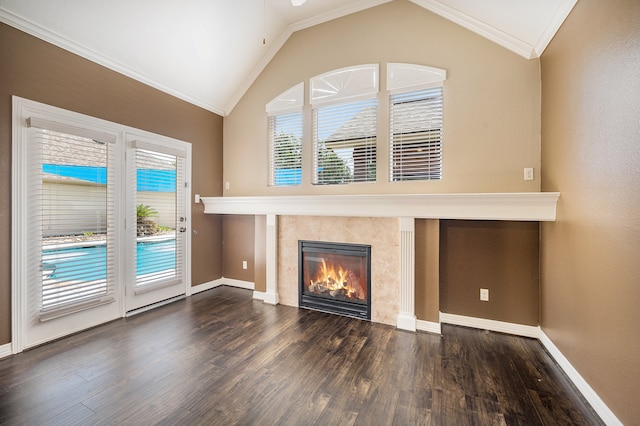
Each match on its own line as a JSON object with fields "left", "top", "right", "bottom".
{"left": 299, "top": 240, "right": 371, "bottom": 320}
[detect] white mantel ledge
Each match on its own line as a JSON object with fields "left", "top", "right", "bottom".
{"left": 201, "top": 193, "right": 560, "bottom": 221}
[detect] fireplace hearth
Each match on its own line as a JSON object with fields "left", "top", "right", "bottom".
{"left": 299, "top": 240, "right": 371, "bottom": 320}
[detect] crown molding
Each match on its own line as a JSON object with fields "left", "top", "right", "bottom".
{"left": 3, "top": 0, "right": 576, "bottom": 116}
{"left": 288, "top": 0, "right": 393, "bottom": 33}
{"left": 409, "top": 0, "right": 535, "bottom": 59}
{"left": 0, "top": 8, "right": 226, "bottom": 116}
{"left": 532, "top": 0, "right": 578, "bottom": 57}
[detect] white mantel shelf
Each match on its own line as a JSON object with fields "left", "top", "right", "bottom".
{"left": 201, "top": 192, "right": 560, "bottom": 221}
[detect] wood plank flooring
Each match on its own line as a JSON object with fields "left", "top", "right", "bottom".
{"left": 0, "top": 286, "right": 602, "bottom": 425}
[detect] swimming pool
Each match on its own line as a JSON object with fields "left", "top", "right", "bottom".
{"left": 42, "top": 238, "right": 176, "bottom": 282}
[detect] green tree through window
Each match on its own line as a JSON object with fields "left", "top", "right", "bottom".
{"left": 316, "top": 141, "right": 353, "bottom": 184}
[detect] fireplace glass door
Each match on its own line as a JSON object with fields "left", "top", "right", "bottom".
{"left": 299, "top": 241, "right": 371, "bottom": 320}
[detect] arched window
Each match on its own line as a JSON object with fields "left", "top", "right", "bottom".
{"left": 310, "top": 64, "right": 379, "bottom": 185}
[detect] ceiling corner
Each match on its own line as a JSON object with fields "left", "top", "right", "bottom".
{"left": 409, "top": 0, "right": 577, "bottom": 60}
{"left": 532, "top": 0, "right": 578, "bottom": 57}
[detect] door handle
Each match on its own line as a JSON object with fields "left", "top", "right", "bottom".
{"left": 179, "top": 227, "right": 187, "bottom": 233}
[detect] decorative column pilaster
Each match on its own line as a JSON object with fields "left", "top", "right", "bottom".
{"left": 263, "top": 214, "right": 279, "bottom": 305}
{"left": 397, "top": 217, "right": 416, "bottom": 331}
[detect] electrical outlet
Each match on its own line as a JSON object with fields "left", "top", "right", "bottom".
{"left": 480, "top": 288, "right": 489, "bottom": 301}
{"left": 524, "top": 167, "right": 534, "bottom": 181}
{"left": 225, "top": 181, "right": 230, "bottom": 190}
{"left": 242, "top": 260, "right": 248, "bottom": 270}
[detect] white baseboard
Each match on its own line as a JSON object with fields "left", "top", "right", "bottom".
{"left": 219, "top": 278, "right": 254, "bottom": 290}
{"left": 191, "top": 278, "right": 255, "bottom": 294}
{"left": 261, "top": 291, "right": 278, "bottom": 305}
{"left": 0, "top": 343, "right": 12, "bottom": 359}
{"left": 126, "top": 295, "right": 186, "bottom": 317}
{"left": 539, "top": 330, "right": 622, "bottom": 426}
{"left": 416, "top": 319, "right": 441, "bottom": 334}
{"left": 396, "top": 312, "right": 417, "bottom": 332}
{"left": 439, "top": 312, "right": 540, "bottom": 338}
{"left": 190, "top": 278, "right": 223, "bottom": 294}
{"left": 246, "top": 289, "right": 278, "bottom": 304}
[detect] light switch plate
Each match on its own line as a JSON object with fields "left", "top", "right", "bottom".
{"left": 524, "top": 168, "right": 534, "bottom": 181}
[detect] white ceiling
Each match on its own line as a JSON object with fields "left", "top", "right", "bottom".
{"left": 0, "top": 0, "right": 576, "bottom": 116}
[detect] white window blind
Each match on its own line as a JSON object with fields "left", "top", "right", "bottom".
{"left": 268, "top": 111, "right": 303, "bottom": 186}
{"left": 313, "top": 98, "right": 377, "bottom": 185}
{"left": 28, "top": 127, "right": 116, "bottom": 321}
{"left": 389, "top": 87, "right": 443, "bottom": 181}
{"left": 134, "top": 148, "right": 184, "bottom": 292}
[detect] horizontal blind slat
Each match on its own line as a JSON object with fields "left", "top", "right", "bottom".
{"left": 135, "top": 146, "right": 180, "bottom": 289}
{"left": 269, "top": 111, "right": 303, "bottom": 186}
{"left": 390, "top": 88, "right": 443, "bottom": 182}
{"left": 33, "top": 127, "right": 116, "bottom": 314}
{"left": 313, "top": 98, "right": 377, "bottom": 185}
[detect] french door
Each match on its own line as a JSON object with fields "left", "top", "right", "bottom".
{"left": 13, "top": 97, "right": 191, "bottom": 352}
{"left": 124, "top": 136, "right": 190, "bottom": 312}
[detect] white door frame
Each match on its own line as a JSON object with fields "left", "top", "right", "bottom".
{"left": 11, "top": 96, "right": 191, "bottom": 354}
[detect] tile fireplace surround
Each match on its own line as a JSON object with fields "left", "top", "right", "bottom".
{"left": 281, "top": 216, "right": 399, "bottom": 325}
{"left": 201, "top": 193, "right": 559, "bottom": 332}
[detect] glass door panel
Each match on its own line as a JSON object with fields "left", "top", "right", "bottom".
{"left": 125, "top": 139, "right": 188, "bottom": 311}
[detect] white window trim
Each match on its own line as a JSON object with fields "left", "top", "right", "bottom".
{"left": 310, "top": 64, "right": 379, "bottom": 107}
{"left": 387, "top": 63, "right": 447, "bottom": 93}
{"left": 266, "top": 82, "right": 304, "bottom": 116}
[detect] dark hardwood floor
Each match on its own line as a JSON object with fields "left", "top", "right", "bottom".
{"left": 0, "top": 286, "right": 602, "bottom": 425}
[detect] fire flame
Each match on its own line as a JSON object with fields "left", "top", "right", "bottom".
{"left": 308, "top": 258, "right": 365, "bottom": 300}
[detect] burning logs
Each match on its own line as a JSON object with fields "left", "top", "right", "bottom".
{"left": 308, "top": 268, "right": 365, "bottom": 301}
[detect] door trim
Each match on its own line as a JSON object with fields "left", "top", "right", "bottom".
{"left": 11, "top": 96, "right": 192, "bottom": 354}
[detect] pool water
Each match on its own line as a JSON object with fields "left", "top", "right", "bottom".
{"left": 42, "top": 239, "right": 176, "bottom": 282}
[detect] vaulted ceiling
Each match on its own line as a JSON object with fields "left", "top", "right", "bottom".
{"left": 0, "top": 0, "right": 577, "bottom": 116}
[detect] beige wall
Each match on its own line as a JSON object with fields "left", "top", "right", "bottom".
{"left": 225, "top": 0, "right": 543, "bottom": 328}
{"left": 0, "top": 23, "right": 224, "bottom": 345}
{"left": 224, "top": 0, "right": 541, "bottom": 196}
{"left": 540, "top": 0, "right": 640, "bottom": 423}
